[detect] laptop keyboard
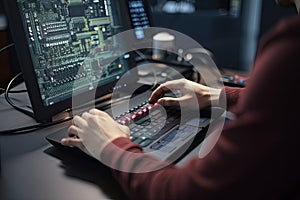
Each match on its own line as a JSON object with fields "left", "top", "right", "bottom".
{"left": 113, "top": 101, "right": 181, "bottom": 148}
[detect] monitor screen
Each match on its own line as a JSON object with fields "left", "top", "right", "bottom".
{"left": 4, "top": 0, "right": 137, "bottom": 122}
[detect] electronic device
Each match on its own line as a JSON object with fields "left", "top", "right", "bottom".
{"left": 46, "top": 89, "right": 223, "bottom": 162}
{"left": 3, "top": 0, "right": 138, "bottom": 122}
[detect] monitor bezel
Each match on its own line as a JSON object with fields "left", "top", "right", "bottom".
{"left": 3, "top": 0, "right": 138, "bottom": 122}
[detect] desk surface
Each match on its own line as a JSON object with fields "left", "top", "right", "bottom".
{"left": 0, "top": 82, "right": 201, "bottom": 200}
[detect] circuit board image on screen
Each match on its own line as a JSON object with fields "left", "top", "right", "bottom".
{"left": 17, "top": 0, "right": 131, "bottom": 106}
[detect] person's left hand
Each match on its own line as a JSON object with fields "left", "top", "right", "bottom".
{"left": 61, "top": 109, "right": 130, "bottom": 160}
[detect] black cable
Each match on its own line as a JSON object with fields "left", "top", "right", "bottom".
{"left": 0, "top": 44, "right": 25, "bottom": 94}
{"left": 4, "top": 72, "right": 34, "bottom": 117}
{"left": 0, "top": 88, "right": 27, "bottom": 93}
{"left": 0, "top": 43, "right": 15, "bottom": 54}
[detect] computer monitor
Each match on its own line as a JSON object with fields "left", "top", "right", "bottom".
{"left": 3, "top": 0, "right": 140, "bottom": 122}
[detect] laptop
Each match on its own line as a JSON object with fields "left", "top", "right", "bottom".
{"left": 3, "top": 0, "right": 221, "bottom": 162}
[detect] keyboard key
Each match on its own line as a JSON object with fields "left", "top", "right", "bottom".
{"left": 139, "top": 139, "right": 152, "bottom": 147}
{"left": 128, "top": 123, "right": 137, "bottom": 129}
{"left": 160, "top": 144, "right": 176, "bottom": 152}
{"left": 162, "top": 129, "right": 179, "bottom": 142}
{"left": 129, "top": 136, "right": 136, "bottom": 141}
{"left": 150, "top": 140, "right": 165, "bottom": 150}
{"left": 132, "top": 137, "right": 143, "bottom": 144}
{"left": 132, "top": 132, "right": 142, "bottom": 137}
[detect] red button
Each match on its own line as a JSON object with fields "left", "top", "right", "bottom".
{"left": 125, "top": 117, "right": 131, "bottom": 123}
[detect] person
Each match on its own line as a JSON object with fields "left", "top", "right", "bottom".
{"left": 61, "top": 0, "right": 300, "bottom": 199}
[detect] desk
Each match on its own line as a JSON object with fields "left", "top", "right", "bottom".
{"left": 0, "top": 82, "right": 201, "bottom": 200}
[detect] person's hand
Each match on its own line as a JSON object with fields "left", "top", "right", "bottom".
{"left": 149, "top": 78, "right": 221, "bottom": 109}
{"left": 61, "top": 109, "right": 130, "bottom": 160}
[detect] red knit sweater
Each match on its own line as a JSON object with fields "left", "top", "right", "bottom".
{"left": 101, "top": 15, "right": 300, "bottom": 200}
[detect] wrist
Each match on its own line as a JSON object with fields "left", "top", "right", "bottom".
{"left": 194, "top": 84, "right": 221, "bottom": 109}
{"left": 209, "top": 88, "right": 222, "bottom": 106}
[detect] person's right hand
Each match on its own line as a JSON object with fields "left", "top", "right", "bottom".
{"left": 149, "top": 78, "right": 221, "bottom": 110}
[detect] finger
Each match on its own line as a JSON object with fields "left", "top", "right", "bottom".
{"left": 81, "top": 112, "right": 93, "bottom": 120}
{"left": 89, "top": 109, "right": 110, "bottom": 120}
{"left": 149, "top": 85, "right": 170, "bottom": 103}
{"left": 149, "top": 80, "right": 185, "bottom": 103}
{"left": 91, "top": 109, "right": 113, "bottom": 123}
{"left": 118, "top": 124, "right": 131, "bottom": 136}
{"left": 61, "top": 138, "right": 90, "bottom": 156}
{"left": 73, "top": 115, "right": 88, "bottom": 128}
{"left": 89, "top": 108, "right": 103, "bottom": 115}
{"left": 61, "top": 137, "right": 83, "bottom": 148}
{"left": 157, "top": 97, "right": 180, "bottom": 107}
{"left": 68, "top": 125, "right": 80, "bottom": 137}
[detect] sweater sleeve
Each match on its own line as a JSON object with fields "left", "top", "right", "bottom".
{"left": 223, "top": 86, "right": 244, "bottom": 111}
